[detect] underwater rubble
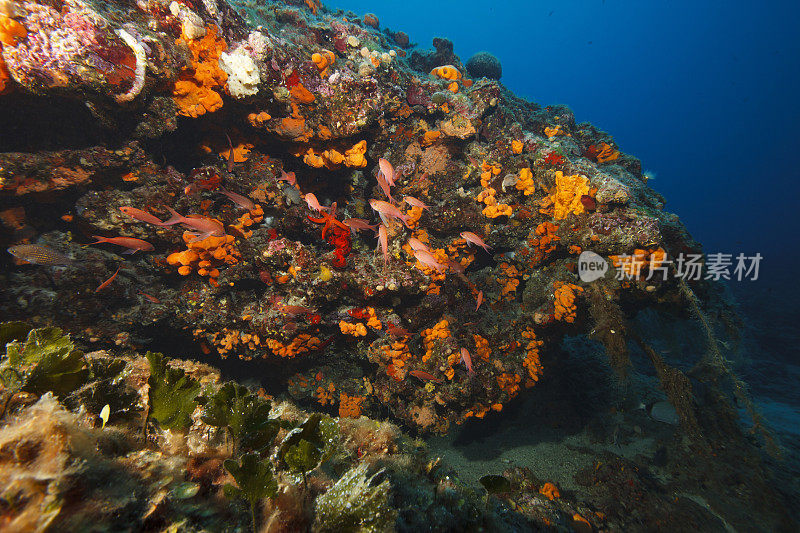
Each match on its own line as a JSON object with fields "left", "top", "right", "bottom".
{"left": 0, "top": 0, "right": 797, "bottom": 530}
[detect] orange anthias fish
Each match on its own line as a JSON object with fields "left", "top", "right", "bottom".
{"left": 277, "top": 169, "right": 297, "bottom": 186}
{"left": 446, "top": 260, "right": 465, "bottom": 274}
{"left": 161, "top": 207, "right": 225, "bottom": 237}
{"left": 375, "top": 170, "right": 395, "bottom": 203}
{"left": 376, "top": 224, "right": 389, "bottom": 263}
{"left": 369, "top": 199, "right": 410, "bottom": 227}
{"left": 7, "top": 244, "right": 75, "bottom": 266}
{"left": 460, "top": 347, "right": 475, "bottom": 376}
{"left": 460, "top": 231, "right": 492, "bottom": 252}
{"left": 378, "top": 158, "right": 396, "bottom": 186}
{"left": 304, "top": 193, "right": 329, "bottom": 213}
{"left": 119, "top": 207, "right": 166, "bottom": 226}
{"left": 413, "top": 249, "right": 446, "bottom": 272}
{"left": 407, "top": 237, "right": 430, "bottom": 252}
{"left": 403, "top": 196, "right": 431, "bottom": 210}
{"left": 95, "top": 266, "right": 121, "bottom": 292}
{"left": 218, "top": 188, "right": 256, "bottom": 211}
{"left": 409, "top": 370, "right": 442, "bottom": 383}
{"left": 224, "top": 132, "right": 236, "bottom": 173}
{"left": 91, "top": 235, "right": 154, "bottom": 254}
{"left": 342, "top": 218, "right": 377, "bottom": 233}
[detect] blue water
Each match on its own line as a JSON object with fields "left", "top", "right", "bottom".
{"left": 333, "top": 0, "right": 800, "bottom": 458}
{"left": 334, "top": 0, "right": 800, "bottom": 268}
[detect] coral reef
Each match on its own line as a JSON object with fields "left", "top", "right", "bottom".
{"left": 0, "top": 1, "right": 795, "bottom": 530}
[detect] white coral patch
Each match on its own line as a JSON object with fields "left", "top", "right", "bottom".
{"left": 219, "top": 51, "right": 260, "bottom": 98}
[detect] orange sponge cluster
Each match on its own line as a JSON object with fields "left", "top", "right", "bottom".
{"left": 497, "top": 372, "right": 522, "bottom": 397}
{"left": 586, "top": 142, "right": 620, "bottom": 163}
{"left": 302, "top": 140, "right": 367, "bottom": 169}
{"left": 0, "top": 14, "right": 26, "bottom": 94}
{"left": 421, "top": 319, "right": 450, "bottom": 362}
{"left": 430, "top": 65, "right": 463, "bottom": 93}
{"left": 265, "top": 333, "right": 322, "bottom": 358}
{"left": 544, "top": 125, "right": 567, "bottom": 138}
{"left": 521, "top": 328, "right": 543, "bottom": 385}
{"left": 549, "top": 171, "right": 591, "bottom": 220}
{"left": 172, "top": 26, "right": 228, "bottom": 118}
{"left": 515, "top": 168, "right": 535, "bottom": 196}
{"left": 609, "top": 247, "right": 666, "bottom": 278}
{"left": 421, "top": 130, "right": 442, "bottom": 147}
{"left": 312, "top": 49, "right": 335, "bottom": 76}
{"left": 496, "top": 262, "right": 520, "bottom": 299}
{"left": 339, "top": 392, "right": 365, "bottom": 418}
{"left": 209, "top": 328, "right": 262, "bottom": 359}
{"left": 167, "top": 230, "right": 240, "bottom": 286}
{"left": 539, "top": 482, "right": 560, "bottom": 500}
{"left": 381, "top": 340, "right": 412, "bottom": 381}
{"left": 230, "top": 205, "right": 265, "bottom": 238}
{"left": 522, "top": 222, "right": 559, "bottom": 267}
{"left": 553, "top": 281, "right": 584, "bottom": 323}
{"left": 477, "top": 161, "right": 513, "bottom": 218}
{"left": 339, "top": 321, "right": 368, "bottom": 337}
{"left": 316, "top": 382, "right": 336, "bottom": 406}
{"left": 473, "top": 334, "right": 491, "bottom": 362}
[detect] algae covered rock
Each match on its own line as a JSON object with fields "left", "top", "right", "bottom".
{"left": 466, "top": 51, "right": 503, "bottom": 80}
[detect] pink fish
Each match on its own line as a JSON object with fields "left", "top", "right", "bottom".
{"left": 277, "top": 169, "right": 297, "bottom": 186}
{"left": 304, "top": 193, "right": 329, "bottom": 213}
{"left": 218, "top": 188, "right": 255, "bottom": 211}
{"left": 407, "top": 237, "right": 430, "bottom": 252}
{"left": 460, "top": 231, "right": 491, "bottom": 252}
{"left": 343, "top": 218, "right": 377, "bottom": 233}
{"left": 376, "top": 224, "right": 389, "bottom": 263}
{"left": 413, "top": 249, "right": 446, "bottom": 272}
{"left": 224, "top": 133, "right": 236, "bottom": 173}
{"left": 369, "top": 199, "right": 411, "bottom": 227}
{"left": 378, "top": 158, "right": 396, "bottom": 186}
{"left": 460, "top": 347, "right": 475, "bottom": 376}
{"left": 95, "top": 266, "right": 121, "bottom": 292}
{"left": 375, "top": 170, "right": 395, "bottom": 203}
{"left": 91, "top": 235, "right": 154, "bottom": 254}
{"left": 403, "top": 196, "right": 431, "bottom": 210}
{"left": 139, "top": 291, "right": 161, "bottom": 303}
{"left": 386, "top": 322, "right": 411, "bottom": 338}
{"left": 409, "top": 370, "right": 442, "bottom": 383}
{"left": 475, "top": 290, "right": 483, "bottom": 310}
{"left": 447, "top": 260, "right": 465, "bottom": 274}
{"left": 162, "top": 207, "right": 226, "bottom": 237}
{"left": 119, "top": 207, "right": 166, "bottom": 226}
{"left": 278, "top": 304, "right": 314, "bottom": 317}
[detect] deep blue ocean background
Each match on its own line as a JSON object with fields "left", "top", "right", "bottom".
{"left": 332, "top": 0, "right": 800, "bottom": 452}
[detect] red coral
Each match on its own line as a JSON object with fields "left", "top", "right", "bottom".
{"left": 285, "top": 70, "right": 300, "bottom": 88}
{"left": 327, "top": 224, "right": 351, "bottom": 268}
{"left": 308, "top": 211, "right": 351, "bottom": 268}
{"left": 543, "top": 152, "right": 565, "bottom": 166}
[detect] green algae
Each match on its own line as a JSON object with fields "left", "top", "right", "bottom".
{"left": 0, "top": 323, "right": 89, "bottom": 412}
{"left": 224, "top": 453, "right": 278, "bottom": 532}
{"left": 313, "top": 462, "right": 395, "bottom": 533}
{"left": 200, "top": 381, "right": 279, "bottom": 455}
{"left": 145, "top": 351, "right": 201, "bottom": 431}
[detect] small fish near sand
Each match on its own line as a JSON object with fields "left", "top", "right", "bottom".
{"left": 7, "top": 244, "right": 75, "bottom": 266}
